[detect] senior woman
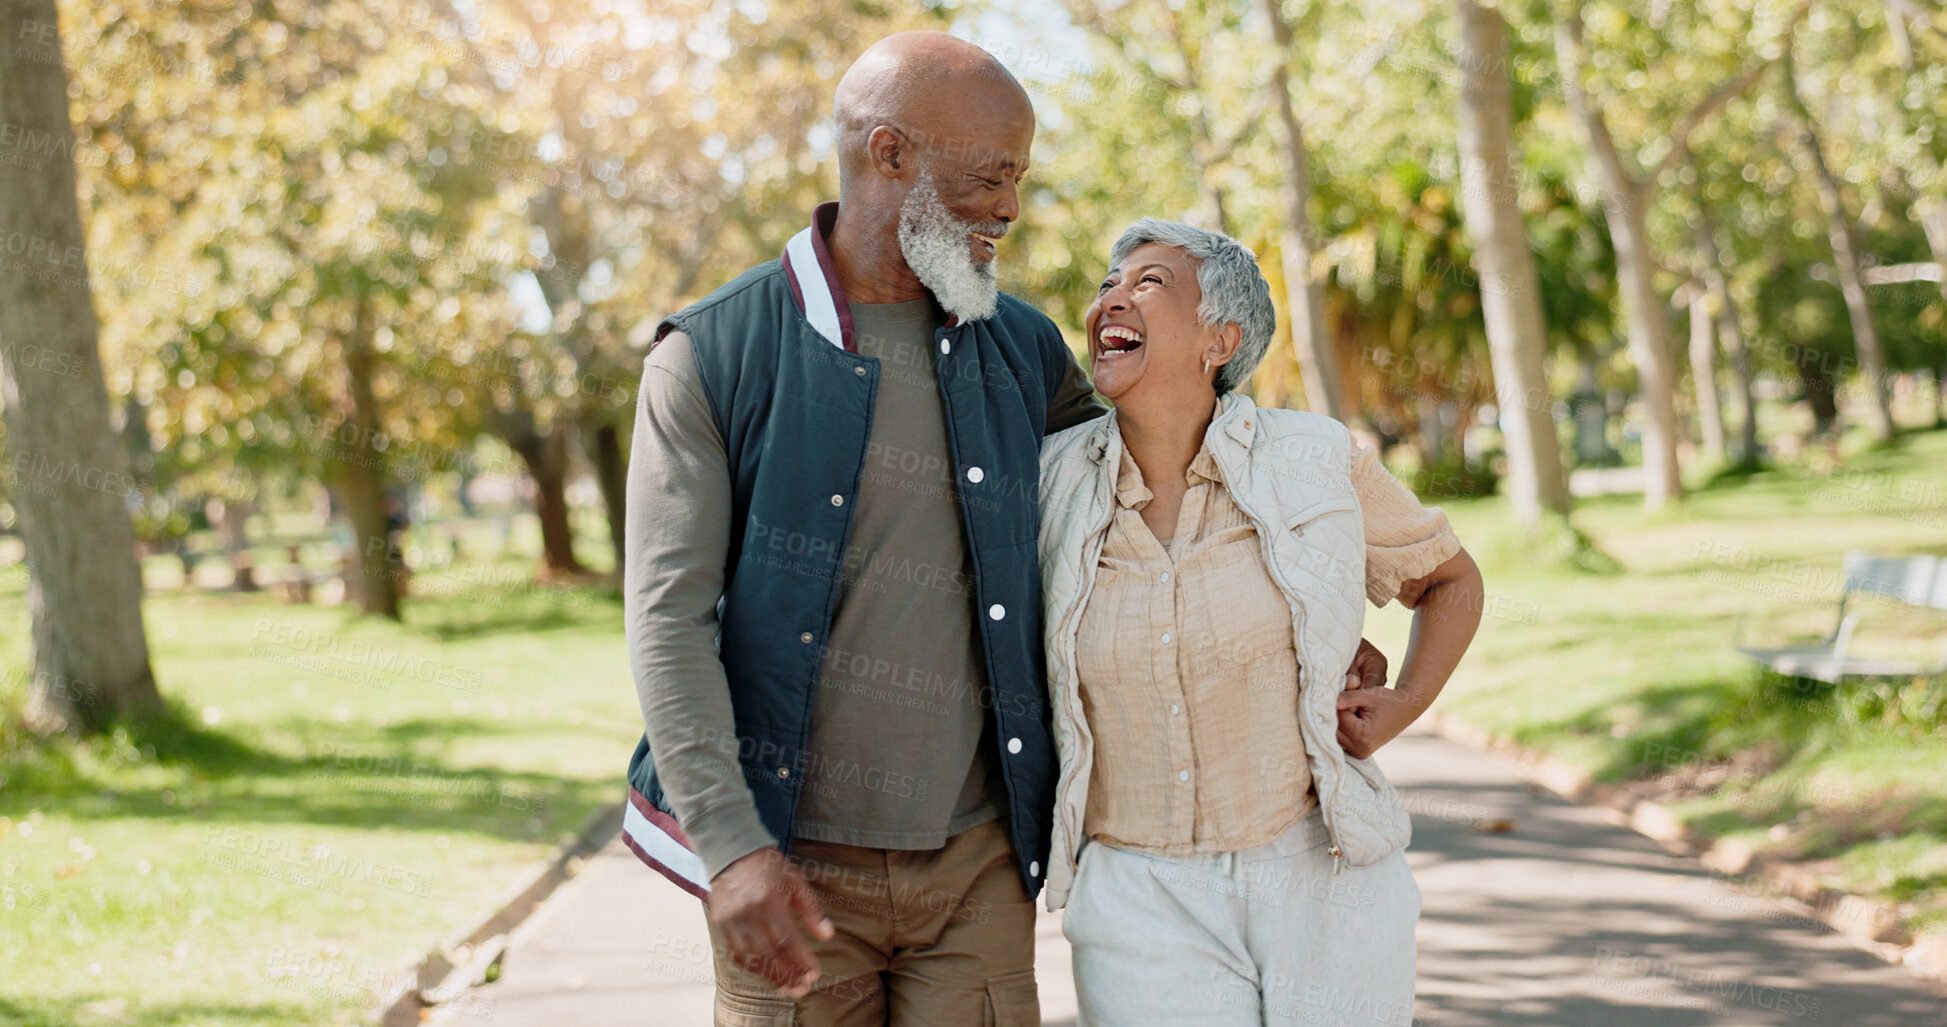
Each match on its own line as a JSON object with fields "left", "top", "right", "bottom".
{"left": 1037, "top": 218, "right": 1484, "bottom": 1026}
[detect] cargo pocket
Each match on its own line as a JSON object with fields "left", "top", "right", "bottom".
{"left": 983, "top": 968, "right": 1039, "bottom": 1027}
{"left": 715, "top": 989, "right": 796, "bottom": 1026}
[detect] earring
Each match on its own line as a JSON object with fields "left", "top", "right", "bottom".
{"left": 1203, "top": 357, "right": 1212, "bottom": 375}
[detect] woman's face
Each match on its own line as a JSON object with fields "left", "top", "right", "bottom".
{"left": 1084, "top": 242, "right": 1223, "bottom": 404}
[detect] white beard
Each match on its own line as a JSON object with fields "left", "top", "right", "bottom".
{"left": 897, "top": 170, "right": 1001, "bottom": 323}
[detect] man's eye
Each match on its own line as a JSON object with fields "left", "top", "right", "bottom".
{"left": 981, "top": 177, "right": 1004, "bottom": 188}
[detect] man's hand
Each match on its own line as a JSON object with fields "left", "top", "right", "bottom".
{"left": 1344, "top": 637, "right": 1389, "bottom": 692}
{"left": 708, "top": 847, "right": 834, "bottom": 999}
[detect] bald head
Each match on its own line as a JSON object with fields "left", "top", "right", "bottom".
{"left": 834, "top": 32, "right": 1034, "bottom": 194}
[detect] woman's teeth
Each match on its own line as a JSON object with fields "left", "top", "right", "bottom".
{"left": 1099, "top": 326, "right": 1144, "bottom": 354}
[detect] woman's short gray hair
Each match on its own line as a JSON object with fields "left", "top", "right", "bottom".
{"left": 1108, "top": 218, "right": 1277, "bottom": 395}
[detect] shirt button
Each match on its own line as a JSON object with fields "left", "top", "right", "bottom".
{"left": 939, "top": 339, "right": 952, "bottom": 355}
{"left": 800, "top": 632, "right": 813, "bottom": 644}
{"left": 830, "top": 495, "right": 844, "bottom": 507}
{"left": 1170, "top": 704, "right": 1180, "bottom": 715}
{"left": 1160, "top": 572, "right": 1170, "bottom": 583}
{"left": 966, "top": 466, "right": 985, "bottom": 484}
{"left": 1030, "top": 861, "right": 1041, "bottom": 877}
{"left": 1160, "top": 632, "right": 1172, "bottom": 644}
{"left": 1178, "top": 770, "right": 1190, "bottom": 782}
{"left": 1007, "top": 737, "right": 1022, "bottom": 755}
{"left": 988, "top": 604, "right": 1005, "bottom": 621}
{"left": 854, "top": 365, "right": 866, "bottom": 376}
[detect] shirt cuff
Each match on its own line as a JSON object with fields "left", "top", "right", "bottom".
{"left": 1366, "top": 527, "right": 1463, "bottom": 607}
{"left": 686, "top": 800, "right": 780, "bottom": 882}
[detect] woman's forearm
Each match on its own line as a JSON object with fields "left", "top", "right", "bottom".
{"left": 1393, "top": 548, "right": 1484, "bottom": 719}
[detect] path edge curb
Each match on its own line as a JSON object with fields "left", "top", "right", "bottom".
{"left": 370, "top": 800, "right": 626, "bottom": 1026}
{"left": 1417, "top": 712, "right": 1947, "bottom": 988}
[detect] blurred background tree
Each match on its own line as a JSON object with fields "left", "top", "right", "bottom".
{"left": 0, "top": 0, "right": 1943, "bottom": 725}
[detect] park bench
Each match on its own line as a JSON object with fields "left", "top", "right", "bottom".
{"left": 1735, "top": 552, "right": 1947, "bottom": 683}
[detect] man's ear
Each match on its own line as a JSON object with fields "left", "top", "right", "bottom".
{"left": 1207, "top": 322, "right": 1244, "bottom": 369}
{"left": 865, "top": 125, "right": 908, "bottom": 180}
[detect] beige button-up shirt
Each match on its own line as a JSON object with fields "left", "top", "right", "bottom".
{"left": 1074, "top": 440, "right": 1458, "bottom": 856}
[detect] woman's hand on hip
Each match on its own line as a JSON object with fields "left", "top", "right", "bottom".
{"left": 1334, "top": 686, "right": 1415, "bottom": 760}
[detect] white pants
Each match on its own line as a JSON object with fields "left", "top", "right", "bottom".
{"left": 1064, "top": 809, "right": 1420, "bottom": 1027}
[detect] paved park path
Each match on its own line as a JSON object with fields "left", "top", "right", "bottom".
{"left": 447, "top": 727, "right": 1946, "bottom": 1026}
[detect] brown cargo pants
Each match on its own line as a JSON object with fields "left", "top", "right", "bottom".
{"left": 705, "top": 818, "right": 1040, "bottom": 1026}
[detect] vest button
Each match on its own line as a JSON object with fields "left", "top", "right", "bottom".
{"left": 1007, "top": 737, "right": 1022, "bottom": 755}
{"left": 778, "top": 767, "right": 790, "bottom": 778}
{"left": 966, "top": 466, "right": 984, "bottom": 484}
{"left": 987, "top": 604, "right": 1005, "bottom": 621}
{"left": 1029, "top": 861, "right": 1041, "bottom": 877}
{"left": 830, "top": 495, "right": 844, "bottom": 507}
{"left": 939, "top": 339, "right": 952, "bottom": 355}
{"left": 853, "top": 365, "right": 866, "bottom": 376}
{"left": 800, "top": 632, "right": 813, "bottom": 644}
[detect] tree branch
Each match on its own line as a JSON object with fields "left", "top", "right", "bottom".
{"left": 1554, "top": 3, "right": 1645, "bottom": 195}
{"left": 1885, "top": 0, "right": 1947, "bottom": 59}
{"left": 1648, "top": 60, "right": 1771, "bottom": 182}
{"left": 1862, "top": 262, "right": 1946, "bottom": 284}
{"left": 1648, "top": 0, "right": 1813, "bottom": 181}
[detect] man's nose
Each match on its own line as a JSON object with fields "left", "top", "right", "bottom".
{"left": 994, "top": 180, "right": 1020, "bottom": 225}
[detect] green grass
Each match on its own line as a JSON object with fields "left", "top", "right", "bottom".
{"left": 0, "top": 538, "right": 638, "bottom": 1027}
{"left": 1366, "top": 425, "right": 1947, "bottom": 933}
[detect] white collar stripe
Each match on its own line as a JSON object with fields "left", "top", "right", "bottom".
{"left": 784, "top": 228, "right": 844, "bottom": 351}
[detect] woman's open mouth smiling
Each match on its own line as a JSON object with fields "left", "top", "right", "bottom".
{"left": 1097, "top": 324, "right": 1144, "bottom": 360}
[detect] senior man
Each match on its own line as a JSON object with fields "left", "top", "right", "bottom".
{"left": 622, "top": 31, "right": 1387, "bottom": 1025}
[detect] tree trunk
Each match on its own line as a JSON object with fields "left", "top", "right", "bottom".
{"left": 1695, "top": 219, "right": 1760, "bottom": 462}
{"left": 1936, "top": 362, "right": 1947, "bottom": 428}
{"left": 0, "top": 1, "right": 163, "bottom": 733}
{"left": 330, "top": 292, "right": 400, "bottom": 620}
{"left": 1416, "top": 393, "right": 1446, "bottom": 469}
{"left": 1608, "top": 198, "right": 1685, "bottom": 506}
{"left": 217, "top": 495, "right": 259, "bottom": 592}
{"left": 1688, "top": 292, "right": 1727, "bottom": 459}
{"left": 1555, "top": 5, "right": 1747, "bottom": 509}
{"left": 502, "top": 416, "right": 585, "bottom": 578}
{"left": 1453, "top": 0, "right": 1570, "bottom": 528}
{"left": 1555, "top": 23, "right": 1682, "bottom": 507}
{"left": 1919, "top": 196, "right": 1947, "bottom": 428}
{"left": 1918, "top": 197, "right": 1947, "bottom": 303}
{"left": 527, "top": 184, "right": 630, "bottom": 573}
{"left": 1256, "top": 0, "right": 1342, "bottom": 418}
{"left": 1786, "top": 56, "right": 1894, "bottom": 444}
{"left": 1799, "top": 349, "right": 1840, "bottom": 435}
{"left": 583, "top": 416, "right": 627, "bottom": 577}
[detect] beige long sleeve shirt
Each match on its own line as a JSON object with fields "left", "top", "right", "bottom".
{"left": 1073, "top": 439, "right": 1459, "bottom": 856}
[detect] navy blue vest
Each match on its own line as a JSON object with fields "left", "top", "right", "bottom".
{"left": 625, "top": 204, "right": 1074, "bottom": 895}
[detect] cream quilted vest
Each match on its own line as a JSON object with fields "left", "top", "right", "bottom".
{"left": 1036, "top": 391, "right": 1413, "bottom": 911}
